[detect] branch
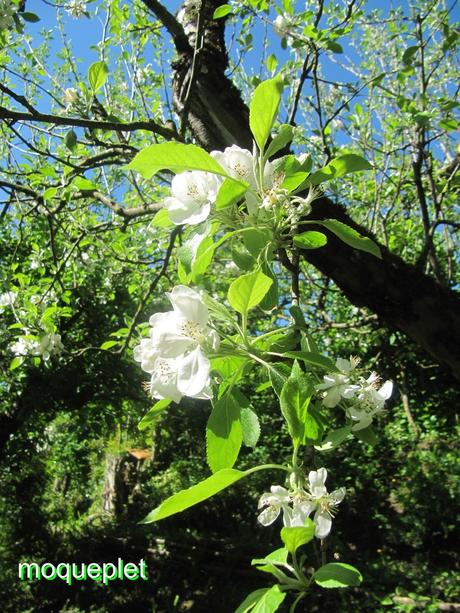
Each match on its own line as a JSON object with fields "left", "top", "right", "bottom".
{"left": 140, "top": 0, "right": 192, "bottom": 53}
{"left": 89, "top": 191, "right": 163, "bottom": 219}
{"left": 0, "top": 106, "right": 178, "bottom": 140}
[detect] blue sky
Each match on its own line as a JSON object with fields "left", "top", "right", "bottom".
{"left": 21, "top": 0, "right": 416, "bottom": 99}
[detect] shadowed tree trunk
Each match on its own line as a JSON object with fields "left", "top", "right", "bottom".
{"left": 142, "top": 0, "right": 460, "bottom": 380}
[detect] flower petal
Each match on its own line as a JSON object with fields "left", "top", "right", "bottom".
{"left": 167, "top": 285, "right": 209, "bottom": 326}
{"left": 314, "top": 510, "right": 332, "bottom": 539}
{"left": 309, "top": 468, "right": 328, "bottom": 497}
{"left": 258, "top": 505, "right": 281, "bottom": 526}
{"left": 176, "top": 347, "right": 211, "bottom": 397}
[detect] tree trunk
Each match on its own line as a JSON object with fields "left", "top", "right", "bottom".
{"left": 157, "top": 0, "right": 460, "bottom": 380}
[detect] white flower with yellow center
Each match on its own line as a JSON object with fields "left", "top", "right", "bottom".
{"left": 316, "top": 356, "right": 361, "bottom": 408}
{"left": 0, "top": 291, "right": 16, "bottom": 309}
{"left": 147, "top": 285, "right": 219, "bottom": 358}
{"left": 303, "top": 468, "right": 346, "bottom": 539}
{"left": 165, "top": 171, "right": 222, "bottom": 225}
{"left": 149, "top": 348, "right": 213, "bottom": 403}
{"left": 257, "top": 485, "right": 292, "bottom": 526}
{"left": 211, "top": 145, "right": 274, "bottom": 214}
{"left": 134, "top": 286, "right": 219, "bottom": 402}
{"left": 348, "top": 374, "right": 393, "bottom": 431}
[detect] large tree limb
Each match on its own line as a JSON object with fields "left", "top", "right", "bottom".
{"left": 164, "top": 0, "right": 460, "bottom": 379}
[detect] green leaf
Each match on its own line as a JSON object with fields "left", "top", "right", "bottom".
{"left": 277, "top": 155, "right": 311, "bottom": 192}
{"left": 439, "top": 118, "right": 458, "bottom": 132}
{"left": 266, "top": 53, "right": 278, "bottom": 73}
{"left": 281, "top": 522, "right": 315, "bottom": 553}
{"left": 265, "top": 124, "right": 293, "bottom": 159}
{"left": 73, "top": 176, "right": 96, "bottom": 190}
{"left": 316, "top": 219, "right": 381, "bottom": 259}
{"left": 259, "top": 263, "right": 278, "bottom": 311}
{"left": 232, "top": 248, "right": 255, "bottom": 271}
{"left": 252, "top": 584, "right": 286, "bottom": 613}
{"left": 315, "top": 425, "right": 352, "bottom": 452}
{"left": 64, "top": 130, "right": 77, "bottom": 152}
{"left": 100, "top": 340, "right": 119, "bottom": 350}
{"left": 251, "top": 548, "right": 290, "bottom": 578}
{"left": 43, "top": 187, "right": 57, "bottom": 201}
{"left": 235, "top": 589, "right": 270, "bottom": 613}
{"left": 243, "top": 228, "right": 272, "bottom": 258}
{"left": 215, "top": 178, "right": 248, "bottom": 209}
{"left": 151, "top": 208, "right": 173, "bottom": 228}
{"left": 402, "top": 45, "right": 418, "bottom": 65}
{"left": 138, "top": 399, "right": 172, "bottom": 431}
{"left": 269, "top": 362, "right": 291, "bottom": 398}
{"left": 190, "top": 237, "right": 216, "bottom": 282}
{"left": 211, "top": 355, "right": 248, "bottom": 380}
{"left": 249, "top": 77, "right": 284, "bottom": 152}
{"left": 309, "top": 154, "right": 372, "bottom": 185}
{"left": 21, "top": 12, "right": 40, "bottom": 22}
{"left": 324, "top": 40, "right": 343, "bottom": 53}
{"left": 282, "top": 351, "right": 338, "bottom": 371}
{"left": 88, "top": 61, "right": 109, "bottom": 92}
{"left": 304, "top": 404, "right": 325, "bottom": 443}
{"left": 353, "top": 425, "right": 378, "bottom": 446}
{"left": 213, "top": 4, "right": 232, "bottom": 18}
{"left": 227, "top": 270, "right": 273, "bottom": 314}
{"left": 294, "top": 231, "right": 328, "bottom": 250}
{"left": 206, "top": 393, "right": 243, "bottom": 473}
{"left": 127, "top": 142, "right": 227, "bottom": 179}
{"left": 140, "top": 468, "right": 250, "bottom": 523}
{"left": 240, "top": 407, "right": 260, "bottom": 448}
{"left": 280, "top": 361, "right": 314, "bottom": 445}
{"left": 10, "top": 356, "right": 23, "bottom": 371}
{"left": 314, "top": 563, "right": 363, "bottom": 588}
{"left": 252, "top": 548, "right": 288, "bottom": 567}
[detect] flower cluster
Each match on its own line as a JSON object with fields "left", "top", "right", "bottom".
{"left": 133, "top": 286, "right": 219, "bottom": 403}
{"left": 316, "top": 356, "right": 393, "bottom": 430}
{"left": 0, "top": 291, "right": 17, "bottom": 309}
{"left": 164, "top": 145, "right": 275, "bottom": 225}
{"left": 65, "top": 0, "right": 87, "bottom": 18}
{"left": 11, "top": 332, "right": 64, "bottom": 361}
{"left": 258, "top": 468, "right": 345, "bottom": 539}
{"left": 63, "top": 87, "right": 78, "bottom": 111}
{"left": 273, "top": 13, "right": 300, "bottom": 46}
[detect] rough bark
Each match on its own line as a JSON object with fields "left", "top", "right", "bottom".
{"left": 166, "top": 0, "right": 460, "bottom": 380}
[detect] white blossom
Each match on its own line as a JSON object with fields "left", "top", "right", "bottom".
{"left": 37, "top": 333, "right": 64, "bottom": 361}
{"left": 316, "top": 356, "right": 360, "bottom": 408}
{"left": 10, "top": 333, "right": 63, "bottom": 360}
{"left": 65, "top": 0, "right": 87, "bottom": 18}
{"left": 348, "top": 375, "right": 393, "bottom": 431}
{"left": 0, "top": 291, "right": 17, "bottom": 308}
{"left": 148, "top": 348, "right": 213, "bottom": 403}
{"left": 257, "top": 485, "right": 292, "bottom": 526}
{"left": 211, "top": 145, "right": 274, "bottom": 214}
{"left": 164, "top": 171, "right": 222, "bottom": 225}
{"left": 273, "top": 14, "right": 299, "bottom": 45}
{"left": 303, "top": 468, "right": 346, "bottom": 539}
{"left": 317, "top": 355, "right": 393, "bottom": 430}
{"left": 273, "top": 14, "right": 292, "bottom": 36}
{"left": 63, "top": 87, "right": 78, "bottom": 109}
{"left": 134, "top": 286, "right": 219, "bottom": 402}
{"left": 257, "top": 469, "right": 345, "bottom": 539}
{"left": 146, "top": 285, "right": 219, "bottom": 359}
{"left": 212, "top": 146, "right": 257, "bottom": 188}
{"left": 11, "top": 337, "right": 38, "bottom": 357}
